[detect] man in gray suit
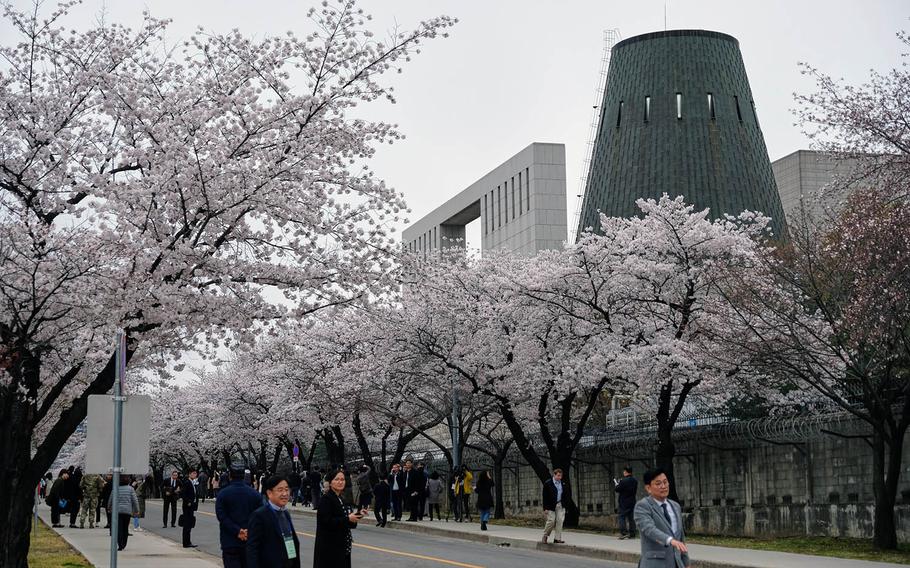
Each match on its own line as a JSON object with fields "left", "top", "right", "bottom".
{"left": 633, "top": 468, "right": 689, "bottom": 568}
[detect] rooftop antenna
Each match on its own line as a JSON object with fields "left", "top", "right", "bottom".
{"left": 570, "top": 29, "right": 621, "bottom": 243}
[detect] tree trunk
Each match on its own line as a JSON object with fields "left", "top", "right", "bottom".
{"left": 493, "top": 453, "right": 506, "bottom": 519}
{"left": 871, "top": 423, "right": 905, "bottom": 550}
{"left": 269, "top": 440, "right": 283, "bottom": 473}
{"left": 0, "top": 399, "right": 36, "bottom": 568}
{"left": 352, "top": 410, "right": 374, "bottom": 466}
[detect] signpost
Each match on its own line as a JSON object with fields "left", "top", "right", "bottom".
{"left": 85, "top": 332, "right": 150, "bottom": 568}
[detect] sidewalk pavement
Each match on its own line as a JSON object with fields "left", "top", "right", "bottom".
{"left": 283, "top": 505, "right": 905, "bottom": 568}
{"left": 36, "top": 507, "right": 220, "bottom": 568}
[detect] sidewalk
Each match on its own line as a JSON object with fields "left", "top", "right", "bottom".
{"left": 284, "top": 506, "right": 905, "bottom": 568}
{"left": 36, "top": 507, "right": 220, "bottom": 568}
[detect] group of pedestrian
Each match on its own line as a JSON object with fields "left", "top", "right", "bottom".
{"left": 160, "top": 468, "right": 203, "bottom": 548}
{"left": 538, "top": 465, "right": 689, "bottom": 568}
{"left": 215, "top": 465, "right": 363, "bottom": 568}
{"left": 44, "top": 467, "right": 149, "bottom": 551}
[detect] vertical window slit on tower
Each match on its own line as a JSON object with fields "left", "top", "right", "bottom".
{"left": 707, "top": 93, "right": 715, "bottom": 120}
{"left": 511, "top": 177, "right": 516, "bottom": 219}
{"left": 644, "top": 95, "right": 651, "bottom": 122}
{"left": 525, "top": 167, "right": 530, "bottom": 211}
{"left": 504, "top": 181, "right": 508, "bottom": 224}
{"left": 616, "top": 101, "right": 623, "bottom": 128}
{"left": 734, "top": 95, "right": 743, "bottom": 122}
{"left": 497, "top": 186, "right": 502, "bottom": 228}
{"left": 518, "top": 172, "right": 523, "bottom": 214}
{"left": 483, "top": 194, "right": 488, "bottom": 234}
{"left": 676, "top": 93, "right": 682, "bottom": 119}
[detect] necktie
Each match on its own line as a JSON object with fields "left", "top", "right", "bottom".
{"left": 661, "top": 503, "right": 673, "bottom": 533}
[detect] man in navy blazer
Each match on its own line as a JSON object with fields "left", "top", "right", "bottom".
{"left": 216, "top": 467, "right": 264, "bottom": 568}
{"left": 247, "top": 476, "right": 301, "bottom": 568}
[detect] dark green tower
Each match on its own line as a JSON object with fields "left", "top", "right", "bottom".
{"left": 577, "top": 30, "right": 787, "bottom": 238}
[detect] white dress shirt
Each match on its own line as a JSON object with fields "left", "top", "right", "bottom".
{"left": 652, "top": 497, "right": 679, "bottom": 545}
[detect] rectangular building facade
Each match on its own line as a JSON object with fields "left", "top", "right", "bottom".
{"left": 403, "top": 143, "right": 567, "bottom": 256}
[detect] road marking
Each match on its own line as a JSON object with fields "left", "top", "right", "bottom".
{"left": 297, "top": 531, "right": 486, "bottom": 568}
{"left": 192, "top": 507, "right": 484, "bottom": 567}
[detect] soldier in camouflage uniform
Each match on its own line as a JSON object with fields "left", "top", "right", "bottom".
{"left": 79, "top": 474, "right": 104, "bottom": 528}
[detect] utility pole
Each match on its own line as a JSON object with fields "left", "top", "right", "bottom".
{"left": 451, "top": 377, "right": 461, "bottom": 470}
{"left": 109, "top": 331, "right": 126, "bottom": 568}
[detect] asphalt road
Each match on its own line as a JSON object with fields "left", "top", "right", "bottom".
{"left": 144, "top": 500, "right": 633, "bottom": 568}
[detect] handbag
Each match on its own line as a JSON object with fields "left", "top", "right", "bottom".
{"left": 177, "top": 513, "right": 185, "bottom": 527}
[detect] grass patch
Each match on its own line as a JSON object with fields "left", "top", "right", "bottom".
{"left": 687, "top": 535, "right": 910, "bottom": 565}
{"left": 28, "top": 519, "right": 92, "bottom": 568}
{"left": 490, "top": 517, "right": 910, "bottom": 564}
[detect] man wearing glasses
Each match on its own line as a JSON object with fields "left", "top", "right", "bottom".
{"left": 634, "top": 469, "right": 690, "bottom": 567}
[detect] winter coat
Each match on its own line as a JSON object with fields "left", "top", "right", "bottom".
{"left": 426, "top": 478, "right": 445, "bottom": 505}
{"left": 475, "top": 474, "right": 495, "bottom": 510}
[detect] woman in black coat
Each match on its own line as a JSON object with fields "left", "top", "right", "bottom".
{"left": 314, "top": 469, "right": 362, "bottom": 568}
{"left": 475, "top": 470, "right": 495, "bottom": 531}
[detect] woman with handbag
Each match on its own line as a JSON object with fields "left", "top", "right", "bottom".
{"left": 48, "top": 469, "right": 69, "bottom": 527}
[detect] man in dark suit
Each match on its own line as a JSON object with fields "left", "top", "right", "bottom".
{"left": 162, "top": 470, "right": 180, "bottom": 528}
{"left": 216, "top": 466, "right": 264, "bottom": 568}
{"left": 634, "top": 468, "right": 690, "bottom": 568}
{"left": 402, "top": 460, "right": 425, "bottom": 522}
{"left": 388, "top": 463, "right": 403, "bottom": 521}
{"left": 247, "top": 476, "right": 300, "bottom": 568}
{"left": 180, "top": 469, "right": 200, "bottom": 548}
{"left": 614, "top": 466, "right": 638, "bottom": 539}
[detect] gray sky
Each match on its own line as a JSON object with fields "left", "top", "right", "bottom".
{"left": 6, "top": 0, "right": 906, "bottom": 247}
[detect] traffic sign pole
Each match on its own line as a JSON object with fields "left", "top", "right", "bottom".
{"left": 109, "top": 331, "right": 126, "bottom": 568}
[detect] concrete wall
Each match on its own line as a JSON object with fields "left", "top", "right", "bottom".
{"left": 486, "top": 424, "right": 910, "bottom": 540}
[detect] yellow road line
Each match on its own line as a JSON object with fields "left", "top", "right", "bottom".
{"left": 190, "top": 506, "right": 486, "bottom": 568}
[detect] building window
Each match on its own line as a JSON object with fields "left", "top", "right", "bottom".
{"left": 676, "top": 93, "right": 682, "bottom": 119}
{"left": 433, "top": 226, "right": 437, "bottom": 249}
{"left": 503, "top": 182, "right": 508, "bottom": 224}
{"left": 525, "top": 167, "right": 530, "bottom": 211}
{"left": 511, "top": 177, "right": 516, "bottom": 219}
{"left": 644, "top": 95, "right": 650, "bottom": 122}
{"left": 734, "top": 95, "right": 743, "bottom": 122}
{"left": 707, "top": 93, "right": 715, "bottom": 120}
{"left": 616, "top": 101, "right": 623, "bottom": 128}
{"left": 518, "top": 172, "right": 523, "bottom": 214}
{"left": 483, "top": 194, "right": 488, "bottom": 234}
{"left": 499, "top": 185, "right": 504, "bottom": 226}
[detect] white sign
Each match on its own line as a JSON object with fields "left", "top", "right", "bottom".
{"left": 85, "top": 394, "right": 151, "bottom": 474}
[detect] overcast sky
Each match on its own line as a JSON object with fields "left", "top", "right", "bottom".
{"left": 6, "top": 0, "right": 905, "bottom": 248}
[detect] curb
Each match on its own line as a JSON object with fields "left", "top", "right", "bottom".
{"left": 380, "top": 520, "right": 752, "bottom": 568}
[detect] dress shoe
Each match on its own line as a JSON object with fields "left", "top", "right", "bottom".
{"left": 554, "top": 539, "right": 565, "bottom": 544}
{"left": 618, "top": 534, "right": 629, "bottom": 540}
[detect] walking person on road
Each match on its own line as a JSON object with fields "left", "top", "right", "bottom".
{"left": 198, "top": 470, "right": 209, "bottom": 504}
{"left": 426, "top": 471, "right": 444, "bottom": 521}
{"left": 634, "top": 468, "right": 690, "bottom": 568}
{"left": 459, "top": 465, "right": 474, "bottom": 522}
{"left": 64, "top": 466, "right": 82, "bottom": 528}
{"left": 541, "top": 467, "right": 568, "bottom": 544}
{"left": 475, "top": 470, "right": 495, "bottom": 531}
{"left": 162, "top": 470, "right": 180, "bottom": 528}
{"left": 314, "top": 469, "right": 362, "bottom": 568}
{"left": 356, "top": 465, "right": 373, "bottom": 511}
{"left": 308, "top": 467, "right": 323, "bottom": 511}
{"left": 107, "top": 476, "right": 140, "bottom": 551}
{"left": 100, "top": 474, "right": 113, "bottom": 529}
{"left": 180, "top": 469, "right": 200, "bottom": 548}
{"left": 615, "top": 467, "right": 638, "bottom": 539}
{"left": 372, "top": 474, "right": 390, "bottom": 527}
{"left": 217, "top": 466, "right": 264, "bottom": 568}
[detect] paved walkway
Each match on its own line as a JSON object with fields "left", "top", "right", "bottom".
{"left": 284, "top": 506, "right": 905, "bottom": 568}
{"left": 37, "top": 506, "right": 220, "bottom": 568}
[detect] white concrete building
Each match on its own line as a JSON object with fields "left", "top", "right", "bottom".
{"left": 403, "top": 142, "right": 567, "bottom": 256}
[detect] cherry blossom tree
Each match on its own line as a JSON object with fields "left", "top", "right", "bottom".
{"left": 719, "top": 188, "right": 910, "bottom": 550}
{"left": 575, "top": 195, "right": 771, "bottom": 502}
{"left": 794, "top": 30, "right": 910, "bottom": 205}
{"left": 0, "top": 1, "right": 453, "bottom": 564}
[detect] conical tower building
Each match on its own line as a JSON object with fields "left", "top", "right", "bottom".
{"left": 577, "top": 30, "right": 787, "bottom": 238}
